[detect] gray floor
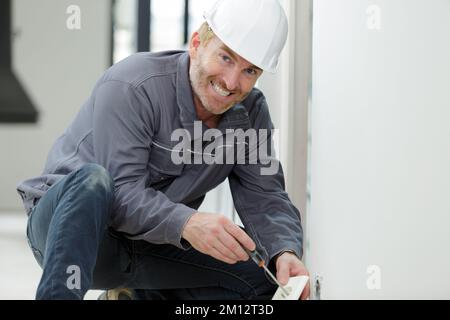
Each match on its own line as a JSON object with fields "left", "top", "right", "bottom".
{"left": 0, "top": 212, "right": 101, "bottom": 300}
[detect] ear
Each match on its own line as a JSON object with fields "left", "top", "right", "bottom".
{"left": 189, "top": 32, "right": 201, "bottom": 59}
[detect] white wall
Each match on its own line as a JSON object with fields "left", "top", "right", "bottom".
{"left": 308, "top": 0, "right": 450, "bottom": 299}
{"left": 0, "top": 0, "right": 111, "bottom": 211}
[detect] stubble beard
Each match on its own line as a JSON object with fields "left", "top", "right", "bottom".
{"left": 189, "top": 60, "right": 237, "bottom": 116}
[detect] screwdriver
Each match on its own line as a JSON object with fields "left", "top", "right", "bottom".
{"left": 244, "top": 247, "right": 290, "bottom": 297}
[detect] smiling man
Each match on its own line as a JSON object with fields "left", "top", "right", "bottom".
{"left": 189, "top": 23, "right": 263, "bottom": 123}
{"left": 17, "top": 0, "right": 309, "bottom": 300}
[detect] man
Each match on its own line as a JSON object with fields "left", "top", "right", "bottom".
{"left": 17, "top": 0, "right": 310, "bottom": 300}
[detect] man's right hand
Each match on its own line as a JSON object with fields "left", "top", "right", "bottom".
{"left": 182, "top": 212, "right": 256, "bottom": 264}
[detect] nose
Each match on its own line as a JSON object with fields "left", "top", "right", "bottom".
{"left": 223, "top": 68, "right": 240, "bottom": 91}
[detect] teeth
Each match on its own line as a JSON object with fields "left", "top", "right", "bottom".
{"left": 211, "top": 81, "right": 231, "bottom": 97}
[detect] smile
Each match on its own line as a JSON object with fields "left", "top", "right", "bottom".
{"left": 211, "top": 81, "right": 232, "bottom": 97}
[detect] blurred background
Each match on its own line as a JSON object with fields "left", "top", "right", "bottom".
{"left": 0, "top": 0, "right": 449, "bottom": 299}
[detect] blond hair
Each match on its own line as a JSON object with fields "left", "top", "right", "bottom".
{"left": 198, "top": 22, "right": 215, "bottom": 46}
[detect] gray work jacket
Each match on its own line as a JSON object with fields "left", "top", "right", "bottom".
{"left": 17, "top": 51, "right": 303, "bottom": 262}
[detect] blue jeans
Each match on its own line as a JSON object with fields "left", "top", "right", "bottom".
{"left": 26, "top": 164, "right": 277, "bottom": 300}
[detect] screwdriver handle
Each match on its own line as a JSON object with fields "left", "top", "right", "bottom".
{"left": 244, "top": 247, "right": 266, "bottom": 268}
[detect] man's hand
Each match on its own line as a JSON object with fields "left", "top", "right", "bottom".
{"left": 275, "top": 252, "right": 310, "bottom": 300}
{"left": 182, "top": 212, "right": 256, "bottom": 264}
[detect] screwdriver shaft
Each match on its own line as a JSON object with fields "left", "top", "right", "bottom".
{"left": 262, "top": 265, "right": 290, "bottom": 297}
{"left": 243, "top": 246, "right": 290, "bottom": 297}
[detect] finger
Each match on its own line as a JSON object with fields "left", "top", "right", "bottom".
{"left": 213, "top": 237, "right": 241, "bottom": 262}
{"left": 223, "top": 223, "right": 256, "bottom": 251}
{"left": 209, "top": 246, "right": 238, "bottom": 265}
{"left": 276, "top": 261, "right": 290, "bottom": 286}
{"left": 300, "top": 279, "right": 311, "bottom": 300}
{"left": 218, "top": 232, "right": 249, "bottom": 261}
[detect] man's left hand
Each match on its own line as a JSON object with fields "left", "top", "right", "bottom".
{"left": 275, "top": 252, "right": 310, "bottom": 300}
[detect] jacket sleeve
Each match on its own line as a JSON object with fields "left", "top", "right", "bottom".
{"left": 92, "top": 80, "right": 196, "bottom": 249}
{"left": 229, "top": 94, "right": 304, "bottom": 262}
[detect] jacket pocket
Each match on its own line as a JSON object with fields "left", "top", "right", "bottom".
{"left": 148, "top": 140, "right": 184, "bottom": 184}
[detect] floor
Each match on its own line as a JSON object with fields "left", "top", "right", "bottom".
{"left": 0, "top": 212, "right": 102, "bottom": 300}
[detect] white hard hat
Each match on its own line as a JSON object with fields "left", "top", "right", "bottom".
{"left": 204, "top": 0, "right": 288, "bottom": 73}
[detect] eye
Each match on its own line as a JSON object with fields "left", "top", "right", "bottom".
{"left": 245, "top": 68, "right": 257, "bottom": 76}
{"left": 221, "top": 54, "right": 232, "bottom": 63}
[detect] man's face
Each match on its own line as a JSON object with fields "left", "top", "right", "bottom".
{"left": 189, "top": 34, "right": 263, "bottom": 115}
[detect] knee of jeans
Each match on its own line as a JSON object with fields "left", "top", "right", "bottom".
{"left": 77, "top": 164, "right": 114, "bottom": 198}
